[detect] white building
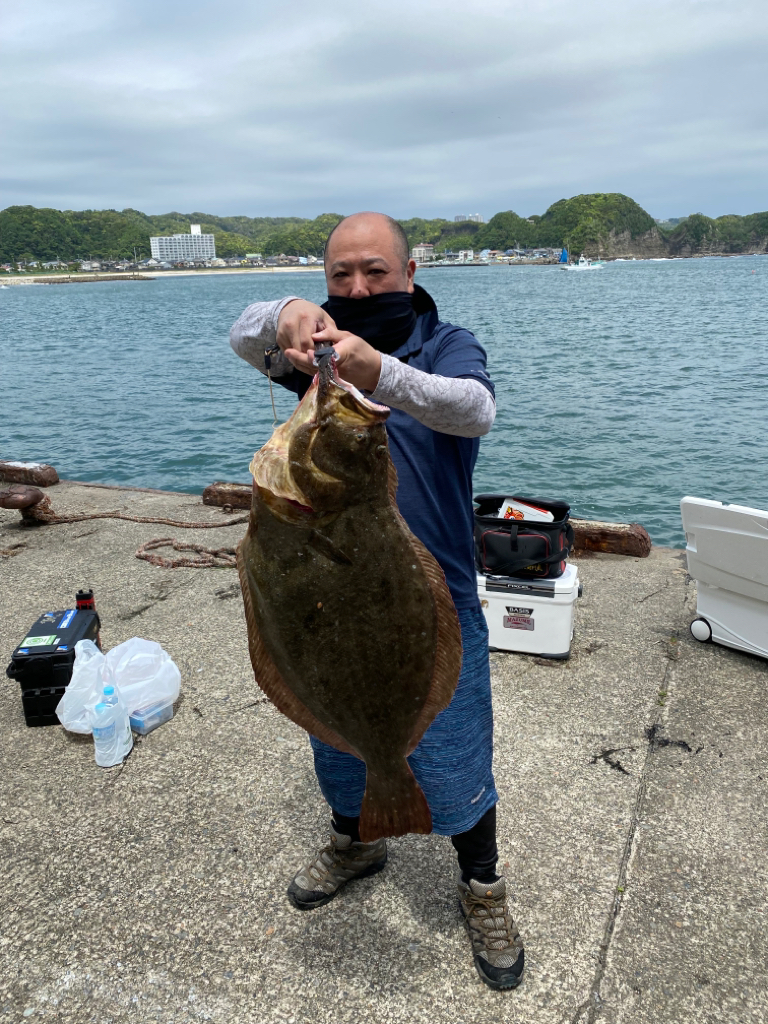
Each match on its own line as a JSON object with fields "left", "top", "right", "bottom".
{"left": 150, "top": 224, "right": 216, "bottom": 262}
{"left": 457, "top": 250, "right": 475, "bottom": 262}
{"left": 411, "top": 243, "right": 434, "bottom": 262}
{"left": 454, "top": 214, "right": 484, "bottom": 224}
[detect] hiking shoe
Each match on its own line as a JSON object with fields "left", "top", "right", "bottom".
{"left": 287, "top": 827, "right": 388, "bottom": 910}
{"left": 458, "top": 877, "right": 525, "bottom": 990}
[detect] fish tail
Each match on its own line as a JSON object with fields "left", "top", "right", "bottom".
{"left": 359, "top": 761, "right": 432, "bottom": 842}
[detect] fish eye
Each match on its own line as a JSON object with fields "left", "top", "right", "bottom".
{"left": 355, "top": 432, "right": 365, "bottom": 442}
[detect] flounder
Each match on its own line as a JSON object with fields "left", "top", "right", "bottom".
{"left": 237, "top": 354, "right": 462, "bottom": 842}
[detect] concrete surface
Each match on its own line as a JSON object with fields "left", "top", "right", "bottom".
{"left": 1, "top": 481, "right": 766, "bottom": 1024}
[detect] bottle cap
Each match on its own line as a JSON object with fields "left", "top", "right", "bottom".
{"left": 95, "top": 702, "right": 109, "bottom": 714}
{"left": 103, "top": 685, "right": 115, "bottom": 696}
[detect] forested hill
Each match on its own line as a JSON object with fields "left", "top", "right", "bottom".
{"left": 1, "top": 194, "right": 766, "bottom": 262}
{"left": 0, "top": 207, "right": 338, "bottom": 264}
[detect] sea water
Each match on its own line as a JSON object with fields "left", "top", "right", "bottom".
{"left": 1, "top": 256, "right": 766, "bottom": 547}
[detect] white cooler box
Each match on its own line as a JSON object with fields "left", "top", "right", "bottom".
{"left": 681, "top": 496, "right": 768, "bottom": 659}
{"left": 477, "top": 563, "right": 581, "bottom": 658}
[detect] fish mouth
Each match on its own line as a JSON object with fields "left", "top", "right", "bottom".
{"left": 317, "top": 353, "right": 389, "bottom": 423}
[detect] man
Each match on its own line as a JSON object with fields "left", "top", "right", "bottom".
{"left": 229, "top": 212, "right": 524, "bottom": 991}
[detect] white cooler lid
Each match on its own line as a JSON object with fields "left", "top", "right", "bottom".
{"left": 681, "top": 496, "right": 768, "bottom": 602}
{"left": 478, "top": 562, "right": 579, "bottom": 596}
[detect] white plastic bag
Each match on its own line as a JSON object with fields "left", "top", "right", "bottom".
{"left": 55, "top": 639, "right": 105, "bottom": 733}
{"left": 56, "top": 637, "right": 181, "bottom": 733}
{"left": 104, "top": 638, "right": 180, "bottom": 713}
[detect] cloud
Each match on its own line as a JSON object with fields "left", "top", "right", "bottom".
{"left": 1, "top": 0, "right": 766, "bottom": 218}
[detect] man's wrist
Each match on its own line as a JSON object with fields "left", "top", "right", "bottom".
{"left": 370, "top": 352, "right": 394, "bottom": 400}
{"left": 273, "top": 296, "right": 301, "bottom": 330}
{"left": 365, "top": 351, "right": 383, "bottom": 392}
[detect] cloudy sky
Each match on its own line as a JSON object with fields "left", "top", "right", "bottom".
{"left": 2, "top": 0, "right": 766, "bottom": 220}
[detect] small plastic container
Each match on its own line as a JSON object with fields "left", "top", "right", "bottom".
{"left": 129, "top": 699, "right": 174, "bottom": 735}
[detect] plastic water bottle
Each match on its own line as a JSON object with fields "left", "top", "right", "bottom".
{"left": 91, "top": 689, "right": 133, "bottom": 767}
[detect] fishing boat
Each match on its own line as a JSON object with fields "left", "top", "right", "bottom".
{"left": 563, "top": 253, "right": 603, "bottom": 271}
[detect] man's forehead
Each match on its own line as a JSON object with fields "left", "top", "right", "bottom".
{"left": 326, "top": 216, "right": 400, "bottom": 256}
{"left": 328, "top": 252, "right": 392, "bottom": 268}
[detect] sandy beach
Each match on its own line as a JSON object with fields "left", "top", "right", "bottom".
{"left": 1, "top": 265, "right": 328, "bottom": 286}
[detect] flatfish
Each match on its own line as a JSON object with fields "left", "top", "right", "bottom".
{"left": 237, "top": 354, "right": 462, "bottom": 842}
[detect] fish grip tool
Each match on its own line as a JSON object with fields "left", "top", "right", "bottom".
{"left": 312, "top": 346, "right": 337, "bottom": 371}
{"left": 313, "top": 347, "right": 338, "bottom": 394}
{"left": 263, "top": 345, "right": 337, "bottom": 425}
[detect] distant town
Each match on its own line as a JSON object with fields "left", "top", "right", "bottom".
{"left": 4, "top": 194, "right": 764, "bottom": 273}
{"left": 3, "top": 217, "right": 570, "bottom": 274}
{"left": 410, "top": 242, "right": 567, "bottom": 265}
{"left": 2, "top": 224, "right": 324, "bottom": 275}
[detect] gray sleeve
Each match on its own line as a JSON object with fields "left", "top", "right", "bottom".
{"left": 229, "top": 297, "right": 299, "bottom": 376}
{"left": 371, "top": 354, "right": 496, "bottom": 438}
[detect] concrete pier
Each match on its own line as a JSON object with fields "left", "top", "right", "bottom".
{"left": 1, "top": 481, "right": 766, "bottom": 1023}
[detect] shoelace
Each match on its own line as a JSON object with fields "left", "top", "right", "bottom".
{"left": 310, "top": 837, "right": 348, "bottom": 882}
{"left": 464, "top": 891, "right": 517, "bottom": 948}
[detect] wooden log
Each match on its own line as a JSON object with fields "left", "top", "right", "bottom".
{"left": 0, "top": 484, "right": 45, "bottom": 510}
{"left": 200, "top": 484, "right": 652, "bottom": 556}
{"left": 202, "top": 481, "right": 252, "bottom": 509}
{"left": 571, "top": 518, "right": 652, "bottom": 557}
{"left": 0, "top": 460, "right": 59, "bottom": 486}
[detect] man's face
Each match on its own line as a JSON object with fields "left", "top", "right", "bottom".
{"left": 325, "top": 214, "right": 416, "bottom": 298}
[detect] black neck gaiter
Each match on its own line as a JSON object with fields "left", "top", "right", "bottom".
{"left": 321, "top": 291, "right": 417, "bottom": 355}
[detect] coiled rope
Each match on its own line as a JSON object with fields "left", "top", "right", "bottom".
{"left": 14, "top": 494, "right": 247, "bottom": 569}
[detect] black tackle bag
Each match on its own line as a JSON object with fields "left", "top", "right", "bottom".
{"left": 474, "top": 494, "right": 574, "bottom": 580}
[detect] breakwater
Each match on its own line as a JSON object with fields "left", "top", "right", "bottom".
{"left": 2, "top": 479, "right": 766, "bottom": 1022}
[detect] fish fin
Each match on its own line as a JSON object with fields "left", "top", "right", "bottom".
{"left": 359, "top": 761, "right": 432, "bottom": 842}
{"left": 403, "top": 527, "right": 463, "bottom": 756}
{"left": 307, "top": 529, "right": 352, "bottom": 565}
{"left": 236, "top": 539, "right": 359, "bottom": 759}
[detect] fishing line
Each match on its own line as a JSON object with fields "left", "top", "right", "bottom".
{"left": 264, "top": 346, "right": 280, "bottom": 425}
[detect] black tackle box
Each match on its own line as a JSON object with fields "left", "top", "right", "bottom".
{"left": 6, "top": 603, "right": 100, "bottom": 726}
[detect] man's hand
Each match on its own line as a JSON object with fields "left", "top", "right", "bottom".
{"left": 276, "top": 300, "right": 335, "bottom": 359}
{"left": 285, "top": 324, "right": 383, "bottom": 393}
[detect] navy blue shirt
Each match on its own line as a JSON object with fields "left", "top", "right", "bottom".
{"left": 276, "top": 286, "right": 493, "bottom": 610}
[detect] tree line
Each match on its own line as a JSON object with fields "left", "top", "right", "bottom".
{"left": 1, "top": 194, "right": 766, "bottom": 263}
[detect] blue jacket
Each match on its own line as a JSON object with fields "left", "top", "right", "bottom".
{"left": 275, "top": 285, "right": 493, "bottom": 610}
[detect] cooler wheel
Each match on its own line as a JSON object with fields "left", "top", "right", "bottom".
{"left": 690, "top": 618, "right": 712, "bottom": 643}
